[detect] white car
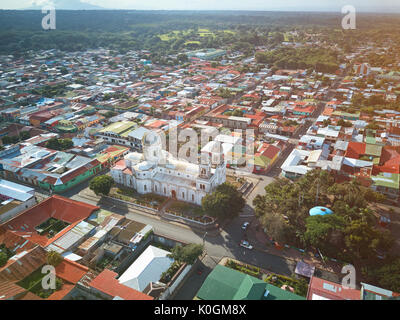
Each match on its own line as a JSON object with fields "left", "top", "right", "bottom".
{"left": 240, "top": 240, "right": 253, "bottom": 250}
{"left": 241, "top": 222, "right": 250, "bottom": 230}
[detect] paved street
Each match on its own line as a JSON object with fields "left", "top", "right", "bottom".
{"left": 73, "top": 192, "right": 297, "bottom": 275}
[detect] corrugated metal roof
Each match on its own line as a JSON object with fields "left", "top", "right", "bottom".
{"left": 49, "top": 221, "right": 94, "bottom": 252}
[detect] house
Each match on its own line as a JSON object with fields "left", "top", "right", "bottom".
{"left": 292, "top": 104, "right": 315, "bottom": 116}
{"left": 280, "top": 149, "right": 314, "bottom": 179}
{"left": 307, "top": 276, "right": 361, "bottom": 300}
{"left": 88, "top": 269, "right": 153, "bottom": 300}
{"left": 95, "top": 145, "right": 129, "bottom": 169}
{"left": 0, "top": 144, "right": 102, "bottom": 193}
{"left": 0, "top": 195, "right": 99, "bottom": 249}
{"left": 250, "top": 142, "right": 281, "bottom": 173}
{"left": 54, "top": 259, "right": 89, "bottom": 285}
{"left": 0, "top": 245, "right": 47, "bottom": 284}
{"left": 196, "top": 265, "right": 305, "bottom": 300}
{"left": 96, "top": 121, "right": 137, "bottom": 147}
{"left": 371, "top": 171, "right": 400, "bottom": 201}
{"left": 118, "top": 245, "right": 173, "bottom": 292}
{"left": 127, "top": 127, "right": 151, "bottom": 151}
{"left": 360, "top": 282, "right": 400, "bottom": 300}
{"left": 0, "top": 179, "right": 36, "bottom": 224}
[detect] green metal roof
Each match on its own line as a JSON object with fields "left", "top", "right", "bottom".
{"left": 196, "top": 265, "right": 258, "bottom": 300}
{"left": 196, "top": 265, "right": 305, "bottom": 300}
{"left": 98, "top": 121, "right": 136, "bottom": 137}
{"left": 372, "top": 172, "right": 400, "bottom": 190}
{"left": 365, "top": 144, "right": 382, "bottom": 157}
{"left": 264, "top": 283, "right": 305, "bottom": 300}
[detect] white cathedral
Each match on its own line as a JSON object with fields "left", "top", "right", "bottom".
{"left": 110, "top": 131, "right": 226, "bottom": 206}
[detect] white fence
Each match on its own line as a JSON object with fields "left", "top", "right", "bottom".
{"left": 159, "top": 264, "right": 192, "bottom": 300}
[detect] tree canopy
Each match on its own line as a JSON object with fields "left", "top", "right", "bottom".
{"left": 202, "top": 182, "right": 245, "bottom": 220}
{"left": 255, "top": 47, "right": 340, "bottom": 73}
{"left": 45, "top": 138, "right": 73, "bottom": 151}
{"left": 89, "top": 175, "right": 114, "bottom": 196}
{"left": 46, "top": 250, "right": 63, "bottom": 267}
{"left": 169, "top": 243, "right": 203, "bottom": 265}
{"left": 0, "top": 251, "right": 8, "bottom": 267}
{"left": 253, "top": 170, "right": 394, "bottom": 266}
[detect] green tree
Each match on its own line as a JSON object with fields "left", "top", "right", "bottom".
{"left": 367, "top": 258, "right": 400, "bottom": 293}
{"left": 232, "top": 109, "right": 244, "bottom": 117}
{"left": 55, "top": 278, "right": 63, "bottom": 290}
{"left": 177, "top": 53, "right": 188, "bottom": 62}
{"left": 304, "top": 214, "right": 346, "bottom": 255}
{"left": 0, "top": 251, "right": 8, "bottom": 267}
{"left": 45, "top": 138, "right": 73, "bottom": 151}
{"left": 46, "top": 250, "right": 63, "bottom": 267}
{"left": 202, "top": 183, "right": 245, "bottom": 220}
{"left": 19, "top": 131, "right": 31, "bottom": 141}
{"left": 344, "top": 220, "right": 393, "bottom": 262}
{"left": 217, "top": 88, "right": 232, "bottom": 99}
{"left": 104, "top": 111, "right": 117, "bottom": 118}
{"left": 2, "top": 135, "right": 19, "bottom": 145}
{"left": 337, "top": 119, "right": 353, "bottom": 127}
{"left": 168, "top": 243, "right": 203, "bottom": 265}
{"left": 60, "top": 67, "right": 68, "bottom": 75}
{"left": 89, "top": 175, "right": 114, "bottom": 196}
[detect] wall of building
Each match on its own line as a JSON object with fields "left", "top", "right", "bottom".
{"left": 0, "top": 197, "right": 36, "bottom": 224}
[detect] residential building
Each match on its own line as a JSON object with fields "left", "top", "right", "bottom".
{"left": 0, "top": 179, "right": 36, "bottom": 224}
{"left": 196, "top": 265, "right": 305, "bottom": 300}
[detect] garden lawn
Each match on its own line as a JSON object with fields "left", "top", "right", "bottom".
{"left": 110, "top": 186, "right": 167, "bottom": 208}
{"left": 167, "top": 200, "right": 203, "bottom": 218}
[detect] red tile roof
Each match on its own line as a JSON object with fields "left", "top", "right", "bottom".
{"left": 380, "top": 147, "right": 400, "bottom": 169}
{"left": 0, "top": 196, "right": 99, "bottom": 247}
{"left": 0, "top": 246, "right": 47, "bottom": 283}
{"left": 0, "top": 280, "right": 26, "bottom": 300}
{"left": 1, "top": 195, "right": 99, "bottom": 233}
{"left": 55, "top": 259, "right": 89, "bottom": 284}
{"left": 307, "top": 276, "right": 361, "bottom": 300}
{"left": 47, "top": 283, "right": 75, "bottom": 300}
{"left": 0, "top": 230, "right": 36, "bottom": 254}
{"left": 293, "top": 105, "right": 316, "bottom": 114}
{"left": 146, "top": 120, "right": 166, "bottom": 129}
{"left": 260, "top": 144, "right": 281, "bottom": 160}
{"left": 113, "top": 159, "right": 127, "bottom": 171}
{"left": 322, "top": 107, "right": 334, "bottom": 116}
{"left": 89, "top": 269, "right": 153, "bottom": 300}
{"left": 345, "top": 142, "right": 366, "bottom": 159}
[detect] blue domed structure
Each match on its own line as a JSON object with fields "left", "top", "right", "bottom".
{"left": 309, "top": 206, "right": 333, "bottom": 216}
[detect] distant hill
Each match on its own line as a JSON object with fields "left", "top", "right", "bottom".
{"left": 24, "top": 0, "right": 106, "bottom": 10}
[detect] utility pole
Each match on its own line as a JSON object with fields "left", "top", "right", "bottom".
{"left": 203, "top": 232, "right": 207, "bottom": 246}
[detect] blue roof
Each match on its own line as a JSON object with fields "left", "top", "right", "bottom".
{"left": 309, "top": 206, "right": 333, "bottom": 216}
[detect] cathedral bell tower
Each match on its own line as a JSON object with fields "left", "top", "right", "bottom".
{"left": 199, "top": 151, "right": 211, "bottom": 179}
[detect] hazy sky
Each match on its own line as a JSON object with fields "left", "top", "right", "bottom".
{"left": 2, "top": 0, "right": 400, "bottom": 12}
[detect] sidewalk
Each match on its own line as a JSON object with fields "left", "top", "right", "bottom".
{"left": 78, "top": 188, "right": 221, "bottom": 237}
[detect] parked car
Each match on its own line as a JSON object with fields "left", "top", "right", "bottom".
{"left": 241, "top": 222, "right": 250, "bottom": 230}
{"left": 240, "top": 240, "right": 253, "bottom": 250}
